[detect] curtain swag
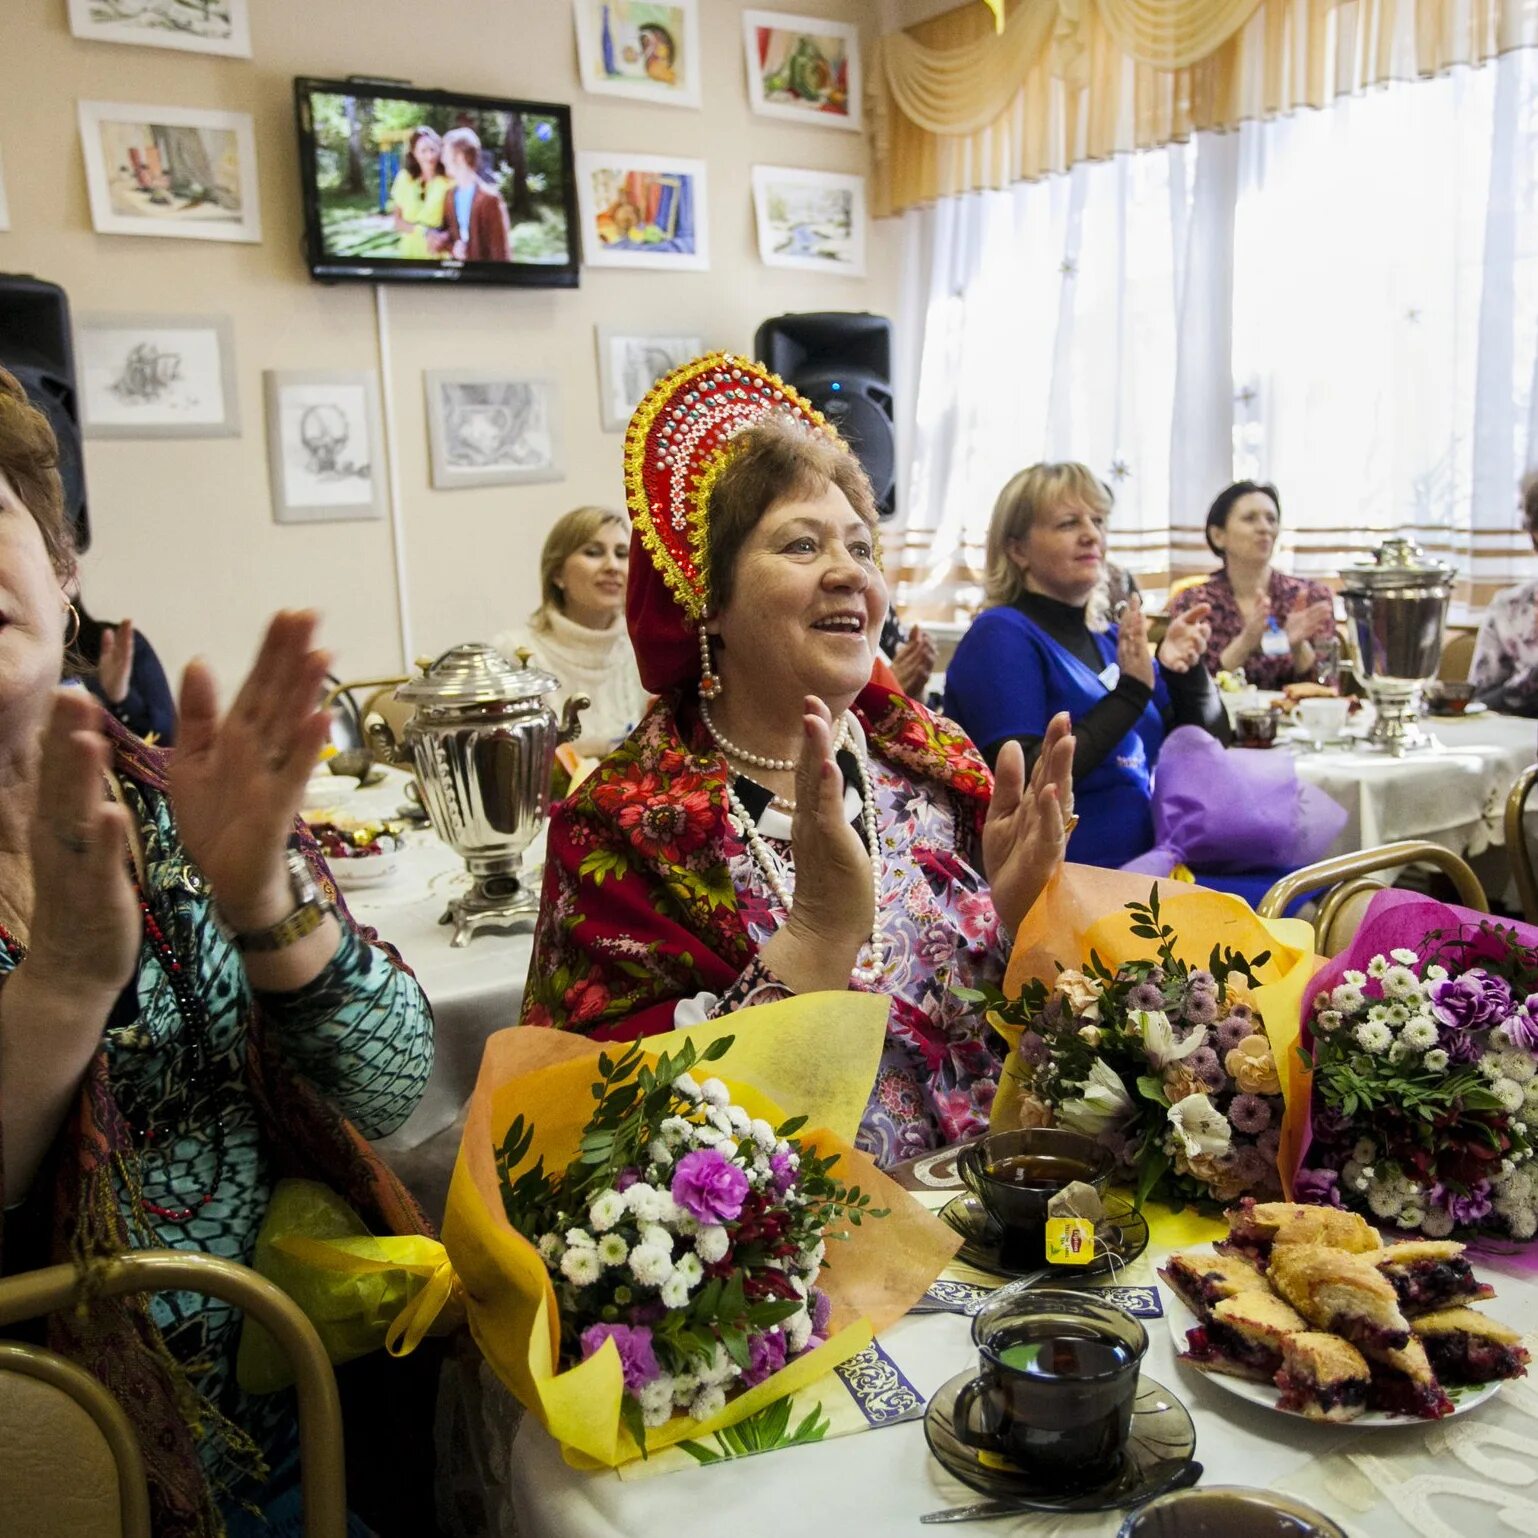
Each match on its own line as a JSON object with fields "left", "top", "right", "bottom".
{"left": 871, "top": 0, "right": 1538, "bottom": 216}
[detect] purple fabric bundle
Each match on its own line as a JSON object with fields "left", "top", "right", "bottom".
{"left": 1121, "top": 726, "right": 1347, "bottom": 877}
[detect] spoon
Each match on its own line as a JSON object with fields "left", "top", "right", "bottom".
{"left": 919, "top": 1458, "right": 1203, "bottom": 1524}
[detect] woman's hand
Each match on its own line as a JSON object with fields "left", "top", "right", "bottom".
{"left": 26, "top": 689, "right": 139, "bottom": 996}
{"left": 95, "top": 618, "right": 135, "bottom": 706}
{"left": 167, "top": 611, "right": 333, "bottom": 935}
{"left": 1157, "top": 602, "right": 1211, "bottom": 675}
{"left": 891, "top": 625, "right": 938, "bottom": 698}
{"left": 757, "top": 696, "right": 874, "bottom": 992}
{"left": 1117, "top": 594, "right": 1155, "bottom": 689}
{"left": 984, "top": 712, "right": 1074, "bottom": 938}
{"left": 1284, "top": 599, "right": 1335, "bottom": 648}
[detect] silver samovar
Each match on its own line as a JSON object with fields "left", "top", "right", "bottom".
{"left": 1339, "top": 536, "right": 1455, "bottom": 756}
{"left": 367, "top": 644, "right": 587, "bottom": 945}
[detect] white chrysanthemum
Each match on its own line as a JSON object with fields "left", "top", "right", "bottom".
{"left": 670, "top": 1372, "right": 700, "bottom": 1405}
{"left": 1504, "top": 1202, "right": 1537, "bottom": 1240}
{"left": 629, "top": 1243, "right": 674, "bottom": 1287}
{"left": 1478, "top": 1052, "right": 1505, "bottom": 1081}
{"left": 536, "top": 1233, "right": 564, "bottom": 1264}
{"left": 1524, "top": 1079, "right": 1538, "bottom": 1109}
{"left": 1366, "top": 956, "right": 1389, "bottom": 979}
{"left": 1382, "top": 966, "right": 1422, "bottom": 1001}
{"left": 1396, "top": 1205, "right": 1426, "bottom": 1230}
{"left": 589, "top": 1191, "right": 626, "bottom": 1233}
{"left": 639, "top": 1222, "right": 673, "bottom": 1252}
{"left": 691, "top": 1125, "right": 726, "bottom": 1148}
{"left": 1342, "top": 969, "right": 1368, "bottom": 988}
{"left": 660, "top": 1273, "right": 692, "bottom": 1308}
{"left": 1424, "top": 1049, "right": 1450, "bottom": 1073}
{"left": 596, "top": 1233, "right": 629, "bottom": 1268}
{"left": 1351, "top": 1137, "right": 1378, "bottom": 1164}
{"left": 706, "top": 1107, "right": 735, "bottom": 1136}
{"left": 1401, "top": 1020, "right": 1438, "bottom": 1051}
{"left": 1387, "top": 1041, "right": 1413, "bottom": 1066}
{"left": 673, "top": 1073, "right": 702, "bottom": 1101}
{"left": 624, "top": 1183, "right": 666, "bottom": 1222}
{"left": 639, "top": 1374, "right": 676, "bottom": 1428}
{"left": 798, "top": 1238, "right": 827, "bottom": 1274}
{"left": 1498, "top": 1050, "right": 1536, "bottom": 1084}
{"left": 560, "top": 1247, "right": 602, "bottom": 1286}
{"left": 564, "top": 1227, "right": 596, "bottom": 1249}
{"left": 719, "top": 1138, "right": 740, "bottom": 1160}
{"left": 1354, "top": 1020, "right": 1393, "bottom": 1054}
{"left": 1367, "top": 1004, "right": 1393, "bottom": 1025}
{"left": 1332, "top": 984, "right": 1367, "bottom": 1015}
{"left": 648, "top": 1139, "right": 674, "bottom": 1168}
{"left": 1314, "top": 1010, "right": 1344, "bottom": 1034}
{"left": 659, "top": 1116, "right": 694, "bottom": 1147}
{"left": 673, "top": 1252, "right": 704, "bottom": 1288}
{"left": 1385, "top": 1004, "right": 1411, "bottom": 1027}
{"left": 784, "top": 1306, "right": 813, "bottom": 1354}
{"left": 1419, "top": 1206, "right": 1457, "bottom": 1238}
{"left": 1493, "top": 1078, "right": 1526, "bottom": 1113}
{"left": 700, "top": 1344, "right": 739, "bottom": 1387}
{"left": 750, "top": 1118, "right": 777, "bottom": 1153}
{"left": 725, "top": 1105, "right": 752, "bottom": 1135}
{"left": 1390, "top": 948, "right": 1420, "bottom": 966}
{"left": 1425, "top": 964, "right": 1449, "bottom": 982}
{"left": 695, "top": 1225, "right": 730, "bottom": 1264}
{"left": 690, "top": 1385, "right": 727, "bottom": 1423}
{"left": 1366, "top": 1180, "right": 1406, "bottom": 1218}
{"left": 699, "top": 1077, "right": 731, "bottom": 1108}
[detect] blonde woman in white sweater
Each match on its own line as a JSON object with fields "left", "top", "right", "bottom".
{"left": 494, "top": 506, "right": 648, "bottom": 757}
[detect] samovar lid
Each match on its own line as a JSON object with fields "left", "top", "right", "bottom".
{"left": 1340, "top": 535, "right": 1455, "bottom": 591}
{"left": 393, "top": 642, "right": 560, "bottom": 707}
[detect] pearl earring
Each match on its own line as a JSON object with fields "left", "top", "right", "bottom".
{"left": 698, "top": 623, "right": 721, "bottom": 699}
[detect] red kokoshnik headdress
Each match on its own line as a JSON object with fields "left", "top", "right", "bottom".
{"left": 623, "top": 351, "right": 844, "bottom": 696}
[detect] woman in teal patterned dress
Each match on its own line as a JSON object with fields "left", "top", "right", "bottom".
{"left": 0, "top": 367, "right": 434, "bottom": 1536}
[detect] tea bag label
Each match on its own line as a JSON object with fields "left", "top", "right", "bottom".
{"left": 1045, "top": 1216, "right": 1096, "bottom": 1265}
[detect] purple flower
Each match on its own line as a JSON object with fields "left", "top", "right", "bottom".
{"left": 1186, "top": 1046, "right": 1226, "bottom": 1090}
{"left": 1186, "top": 970, "right": 1216, "bottom": 991}
{"left": 580, "top": 1323, "right": 660, "bottom": 1394}
{"left": 1294, "top": 1167, "right": 1343, "bottom": 1207}
{"left": 741, "top": 1327, "right": 788, "bottom": 1389}
{"left": 615, "top": 1167, "right": 641, "bottom": 1193}
{"left": 1312, "top": 1104, "right": 1354, "bottom": 1140}
{"left": 809, "top": 1288, "right": 832, "bottom": 1334}
{"left": 1126, "top": 982, "right": 1165, "bottom": 1012}
{"left": 1228, "top": 1093, "right": 1272, "bottom": 1135}
{"left": 1018, "top": 1030, "right": 1050, "bottom": 1067}
{"left": 1430, "top": 968, "right": 1513, "bottom": 1045}
{"left": 671, "top": 1148, "right": 750, "bottom": 1224}
{"left": 768, "top": 1149, "right": 796, "bottom": 1198}
{"left": 1256, "top": 1126, "right": 1281, "bottom": 1164}
{"left": 1216, "top": 1016, "right": 1256, "bottom": 1054}
{"left": 1506, "top": 998, "right": 1538, "bottom": 1052}
{"left": 1431, "top": 1179, "right": 1493, "bottom": 1227}
{"left": 1231, "top": 1145, "right": 1276, "bottom": 1189}
{"left": 1182, "top": 990, "right": 1219, "bottom": 1025}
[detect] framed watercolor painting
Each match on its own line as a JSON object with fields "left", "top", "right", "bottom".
{"left": 575, "top": 151, "right": 708, "bottom": 271}
{"left": 752, "top": 166, "right": 866, "bottom": 276}
{"left": 77, "top": 313, "right": 239, "bottom": 439}
{"left": 573, "top": 0, "right": 701, "bottom": 109}
{"left": 425, "top": 372, "right": 564, "bottom": 489}
{"left": 594, "top": 326, "right": 703, "bottom": 432}
{"left": 67, "top": 0, "right": 253, "bottom": 59}
{"left": 78, "top": 101, "right": 261, "bottom": 243}
{"left": 743, "top": 10, "right": 861, "bottom": 132}
{"left": 263, "top": 371, "right": 386, "bottom": 524}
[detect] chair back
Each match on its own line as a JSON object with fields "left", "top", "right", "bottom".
{"left": 1258, "top": 839, "right": 1488, "bottom": 956}
{"left": 1437, "top": 628, "right": 1478, "bottom": 681}
{"left": 0, "top": 1251, "right": 346, "bottom": 1538}
{"left": 1505, "top": 764, "right": 1538, "bottom": 923}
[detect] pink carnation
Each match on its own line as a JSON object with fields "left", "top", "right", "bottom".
{"left": 671, "top": 1147, "right": 749, "bottom": 1224}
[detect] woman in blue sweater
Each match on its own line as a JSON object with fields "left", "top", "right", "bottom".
{"left": 944, "top": 463, "right": 1227, "bottom": 868}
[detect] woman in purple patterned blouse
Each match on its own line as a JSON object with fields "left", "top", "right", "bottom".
{"left": 1170, "top": 481, "right": 1337, "bottom": 690}
{"left": 1469, "top": 476, "right": 1538, "bottom": 714}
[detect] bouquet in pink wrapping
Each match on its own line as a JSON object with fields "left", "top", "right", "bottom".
{"left": 1294, "top": 889, "right": 1538, "bottom": 1246}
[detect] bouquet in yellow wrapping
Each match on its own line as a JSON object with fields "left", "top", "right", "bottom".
{"left": 442, "top": 996, "right": 959, "bottom": 1468}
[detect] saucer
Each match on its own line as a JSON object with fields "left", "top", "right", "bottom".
{"left": 925, "top": 1370, "right": 1197, "bottom": 1512}
{"left": 1428, "top": 701, "right": 1488, "bottom": 718}
{"left": 940, "top": 1193, "right": 1150, "bottom": 1281}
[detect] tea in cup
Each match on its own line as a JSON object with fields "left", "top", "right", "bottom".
{"left": 953, "top": 1287, "right": 1148, "bottom": 1486}
{"left": 1117, "top": 1486, "right": 1348, "bottom": 1537}
{"left": 957, "top": 1128, "right": 1114, "bottom": 1268}
{"left": 1234, "top": 708, "right": 1278, "bottom": 749}
{"left": 1294, "top": 695, "right": 1350, "bottom": 745}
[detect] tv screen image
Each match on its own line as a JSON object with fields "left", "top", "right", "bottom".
{"left": 296, "top": 79, "right": 578, "bottom": 287}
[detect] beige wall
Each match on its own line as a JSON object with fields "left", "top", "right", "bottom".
{"left": 0, "top": 1, "right": 897, "bottom": 686}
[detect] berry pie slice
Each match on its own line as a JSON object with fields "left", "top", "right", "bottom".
{"left": 1413, "top": 1308, "right": 1530, "bottom": 1385}
{"left": 1273, "top": 1332, "right": 1371, "bottom": 1422}
{"left": 1373, "top": 1241, "right": 1495, "bottom": 1317}
{"left": 1181, "top": 1291, "right": 1308, "bottom": 1383}
{"left": 1159, "top": 1250, "right": 1269, "bottom": 1320}
{"left": 1267, "top": 1243, "right": 1412, "bottom": 1355}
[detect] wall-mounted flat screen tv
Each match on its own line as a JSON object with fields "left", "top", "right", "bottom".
{"left": 296, "top": 78, "right": 578, "bottom": 287}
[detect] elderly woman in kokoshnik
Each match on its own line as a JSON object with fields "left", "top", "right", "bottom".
{"left": 520, "top": 354, "right": 1075, "bottom": 1165}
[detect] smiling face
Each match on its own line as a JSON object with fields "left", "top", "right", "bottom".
{"left": 557, "top": 518, "right": 629, "bottom": 629}
{"left": 1011, "top": 497, "right": 1107, "bottom": 606}
{"left": 708, "top": 482, "right": 886, "bottom": 711}
{"left": 411, "top": 132, "right": 442, "bottom": 180}
{"left": 1213, "top": 490, "right": 1280, "bottom": 566}
{"left": 0, "top": 468, "right": 72, "bottom": 715}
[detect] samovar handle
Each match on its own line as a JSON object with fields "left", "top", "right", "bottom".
{"left": 558, "top": 694, "right": 591, "bottom": 745}
{"left": 365, "top": 712, "right": 412, "bottom": 768}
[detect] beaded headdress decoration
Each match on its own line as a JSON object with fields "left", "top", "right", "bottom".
{"left": 624, "top": 352, "right": 840, "bottom": 697}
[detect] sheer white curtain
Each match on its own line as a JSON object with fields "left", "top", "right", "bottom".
{"left": 893, "top": 49, "right": 1538, "bottom": 617}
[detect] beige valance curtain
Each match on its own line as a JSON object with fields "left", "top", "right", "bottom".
{"left": 872, "top": 0, "right": 1538, "bottom": 215}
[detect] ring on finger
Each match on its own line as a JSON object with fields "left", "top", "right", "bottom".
{"left": 1063, "top": 814, "right": 1081, "bottom": 838}
{"left": 266, "top": 749, "right": 290, "bottom": 773}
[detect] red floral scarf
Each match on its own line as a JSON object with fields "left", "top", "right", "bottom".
{"left": 521, "top": 683, "right": 994, "bottom": 1038}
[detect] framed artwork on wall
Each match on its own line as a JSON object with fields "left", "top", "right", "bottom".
{"left": 263, "top": 370, "right": 385, "bottom": 524}
{"left": 575, "top": 151, "right": 708, "bottom": 271}
{"left": 743, "top": 10, "right": 861, "bottom": 132}
{"left": 573, "top": 0, "right": 701, "bottom": 109}
{"left": 77, "top": 313, "right": 239, "bottom": 438}
{"left": 78, "top": 100, "right": 261, "bottom": 243}
{"left": 0, "top": 145, "right": 9, "bottom": 231}
{"left": 752, "top": 165, "right": 866, "bottom": 277}
{"left": 425, "top": 372, "right": 563, "bottom": 489}
{"left": 594, "top": 326, "right": 703, "bottom": 432}
{"left": 67, "top": 0, "right": 253, "bottom": 59}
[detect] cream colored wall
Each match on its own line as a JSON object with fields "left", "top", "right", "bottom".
{"left": 0, "top": 1, "right": 897, "bottom": 686}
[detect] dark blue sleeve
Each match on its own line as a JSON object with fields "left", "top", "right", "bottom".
{"left": 87, "top": 631, "right": 178, "bottom": 744}
{"left": 943, "top": 612, "right": 1050, "bottom": 749}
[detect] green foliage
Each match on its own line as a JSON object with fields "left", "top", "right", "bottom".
{"left": 677, "top": 1395, "right": 831, "bottom": 1464}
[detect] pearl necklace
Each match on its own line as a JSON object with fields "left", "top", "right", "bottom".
{"left": 716, "top": 718, "right": 886, "bottom": 987}
{"left": 699, "top": 698, "right": 850, "bottom": 811}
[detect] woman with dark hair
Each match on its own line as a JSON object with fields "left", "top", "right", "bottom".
{"left": 71, "top": 597, "right": 177, "bottom": 744}
{"left": 1170, "top": 480, "right": 1336, "bottom": 689}
{"left": 387, "top": 125, "right": 451, "bottom": 259}
{"left": 1470, "top": 474, "right": 1538, "bottom": 714}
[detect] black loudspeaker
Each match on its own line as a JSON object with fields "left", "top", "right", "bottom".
{"left": 0, "top": 274, "right": 89, "bottom": 551}
{"left": 754, "top": 312, "right": 896, "bottom": 518}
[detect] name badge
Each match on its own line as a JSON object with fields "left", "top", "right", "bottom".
{"left": 1261, "top": 622, "right": 1291, "bottom": 658}
{"left": 1098, "top": 662, "right": 1120, "bottom": 690}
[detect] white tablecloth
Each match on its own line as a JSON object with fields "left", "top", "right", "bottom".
{"left": 304, "top": 767, "right": 535, "bottom": 1219}
{"left": 506, "top": 1233, "right": 1538, "bottom": 1538}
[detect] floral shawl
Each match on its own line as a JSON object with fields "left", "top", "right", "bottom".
{"left": 0, "top": 726, "right": 431, "bottom": 1538}
{"left": 520, "top": 681, "right": 995, "bottom": 1042}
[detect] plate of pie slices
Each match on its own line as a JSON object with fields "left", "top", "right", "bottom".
{"left": 1160, "top": 1244, "right": 1517, "bottom": 1427}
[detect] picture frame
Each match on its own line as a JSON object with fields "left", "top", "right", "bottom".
{"left": 575, "top": 151, "right": 709, "bottom": 271}
{"left": 594, "top": 326, "right": 704, "bottom": 432}
{"left": 0, "top": 145, "right": 9, "bottom": 232}
{"left": 573, "top": 0, "right": 701, "bottom": 110}
{"left": 425, "top": 372, "right": 564, "bottom": 489}
{"left": 67, "top": 0, "right": 253, "bottom": 59}
{"left": 751, "top": 165, "right": 866, "bottom": 276}
{"left": 742, "top": 10, "right": 862, "bottom": 132}
{"left": 263, "top": 370, "right": 386, "bottom": 524}
{"left": 78, "top": 101, "right": 261, "bottom": 243}
{"left": 77, "top": 313, "right": 239, "bottom": 439}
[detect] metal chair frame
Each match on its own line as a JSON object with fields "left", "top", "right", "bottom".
{"left": 1505, "top": 764, "right": 1538, "bottom": 923}
{"left": 1257, "top": 838, "right": 1489, "bottom": 923}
